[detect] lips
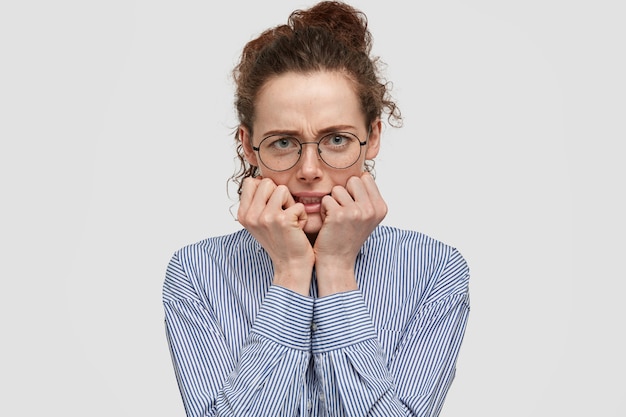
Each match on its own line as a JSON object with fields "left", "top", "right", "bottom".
{"left": 296, "top": 196, "right": 323, "bottom": 204}
{"left": 293, "top": 193, "right": 328, "bottom": 213}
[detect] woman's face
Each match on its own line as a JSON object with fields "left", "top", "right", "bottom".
{"left": 240, "top": 70, "right": 381, "bottom": 237}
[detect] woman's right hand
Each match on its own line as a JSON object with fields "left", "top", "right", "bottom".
{"left": 237, "top": 177, "right": 314, "bottom": 295}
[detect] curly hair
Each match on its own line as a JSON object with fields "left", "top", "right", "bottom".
{"left": 229, "top": 1, "right": 402, "bottom": 196}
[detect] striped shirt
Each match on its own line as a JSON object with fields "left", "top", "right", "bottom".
{"left": 163, "top": 225, "right": 470, "bottom": 417}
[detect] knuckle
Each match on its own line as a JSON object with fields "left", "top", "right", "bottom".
{"left": 260, "top": 210, "right": 284, "bottom": 226}
{"left": 275, "top": 184, "right": 290, "bottom": 196}
{"left": 237, "top": 213, "right": 252, "bottom": 227}
{"left": 259, "top": 211, "right": 273, "bottom": 225}
{"left": 361, "top": 205, "right": 375, "bottom": 219}
{"left": 260, "top": 177, "right": 275, "bottom": 187}
{"left": 242, "top": 176, "right": 257, "bottom": 189}
{"left": 380, "top": 201, "right": 389, "bottom": 216}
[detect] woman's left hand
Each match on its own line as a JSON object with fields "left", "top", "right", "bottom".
{"left": 313, "top": 172, "right": 388, "bottom": 296}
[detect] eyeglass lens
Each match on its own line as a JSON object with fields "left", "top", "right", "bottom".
{"left": 257, "top": 132, "right": 364, "bottom": 171}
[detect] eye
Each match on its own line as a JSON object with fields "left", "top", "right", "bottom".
{"left": 330, "top": 135, "right": 347, "bottom": 145}
{"left": 265, "top": 136, "right": 300, "bottom": 152}
{"left": 321, "top": 133, "right": 354, "bottom": 148}
{"left": 274, "top": 138, "right": 292, "bottom": 149}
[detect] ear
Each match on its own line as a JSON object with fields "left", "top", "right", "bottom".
{"left": 365, "top": 119, "right": 381, "bottom": 159}
{"left": 239, "top": 125, "right": 259, "bottom": 166}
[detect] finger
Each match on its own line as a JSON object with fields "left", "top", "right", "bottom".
{"left": 341, "top": 175, "right": 385, "bottom": 220}
{"left": 238, "top": 177, "right": 261, "bottom": 215}
{"left": 261, "top": 185, "right": 309, "bottom": 229}
{"left": 284, "top": 201, "right": 308, "bottom": 228}
{"left": 277, "top": 185, "right": 299, "bottom": 210}
{"left": 320, "top": 193, "right": 340, "bottom": 222}
{"left": 344, "top": 175, "right": 370, "bottom": 204}
{"left": 360, "top": 171, "right": 384, "bottom": 202}
{"left": 239, "top": 178, "right": 277, "bottom": 220}
{"left": 360, "top": 171, "right": 388, "bottom": 217}
{"left": 262, "top": 184, "right": 308, "bottom": 225}
{"left": 266, "top": 184, "right": 296, "bottom": 211}
{"left": 325, "top": 185, "right": 351, "bottom": 208}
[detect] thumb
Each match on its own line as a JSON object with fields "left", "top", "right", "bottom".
{"left": 295, "top": 203, "right": 308, "bottom": 229}
{"left": 285, "top": 201, "right": 308, "bottom": 229}
{"left": 319, "top": 194, "right": 336, "bottom": 223}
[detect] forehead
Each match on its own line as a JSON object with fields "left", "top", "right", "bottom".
{"left": 253, "top": 71, "right": 365, "bottom": 135}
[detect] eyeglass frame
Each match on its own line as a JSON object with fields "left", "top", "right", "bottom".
{"left": 251, "top": 128, "right": 371, "bottom": 172}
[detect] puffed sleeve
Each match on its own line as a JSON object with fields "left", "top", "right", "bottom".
{"left": 163, "top": 250, "right": 314, "bottom": 417}
{"left": 310, "top": 247, "right": 470, "bottom": 417}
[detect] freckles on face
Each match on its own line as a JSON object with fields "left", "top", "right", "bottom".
{"left": 245, "top": 70, "right": 380, "bottom": 236}
{"left": 251, "top": 71, "right": 372, "bottom": 183}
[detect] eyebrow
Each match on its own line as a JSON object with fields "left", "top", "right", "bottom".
{"left": 261, "top": 125, "right": 359, "bottom": 138}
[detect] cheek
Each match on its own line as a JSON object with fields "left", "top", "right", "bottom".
{"left": 332, "top": 167, "right": 364, "bottom": 186}
{"left": 257, "top": 170, "right": 292, "bottom": 186}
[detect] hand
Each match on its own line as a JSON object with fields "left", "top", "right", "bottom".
{"left": 237, "top": 177, "right": 315, "bottom": 295}
{"left": 314, "top": 172, "right": 388, "bottom": 296}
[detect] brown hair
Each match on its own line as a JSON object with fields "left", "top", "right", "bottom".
{"left": 230, "top": 1, "right": 402, "bottom": 196}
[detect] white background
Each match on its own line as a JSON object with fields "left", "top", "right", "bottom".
{"left": 1, "top": 0, "right": 624, "bottom": 415}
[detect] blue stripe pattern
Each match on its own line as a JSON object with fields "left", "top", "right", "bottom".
{"left": 163, "top": 225, "right": 470, "bottom": 416}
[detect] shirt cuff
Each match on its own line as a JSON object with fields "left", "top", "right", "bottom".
{"left": 311, "top": 290, "right": 377, "bottom": 354}
{"left": 250, "top": 285, "right": 314, "bottom": 351}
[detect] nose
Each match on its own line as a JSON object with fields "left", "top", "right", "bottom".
{"left": 296, "top": 142, "right": 323, "bottom": 180}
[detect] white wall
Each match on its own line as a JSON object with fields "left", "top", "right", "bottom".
{"left": 1, "top": 0, "right": 624, "bottom": 415}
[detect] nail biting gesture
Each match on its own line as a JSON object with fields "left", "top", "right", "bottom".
{"left": 237, "top": 173, "right": 387, "bottom": 297}
{"left": 314, "top": 172, "right": 388, "bottom": 296}
{"left": 237, "top": 177, "right": 315, "bottom": 295}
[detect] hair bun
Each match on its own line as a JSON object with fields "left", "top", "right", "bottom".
{"left": 288, "top": 1, "right": 372, "bottom": 54}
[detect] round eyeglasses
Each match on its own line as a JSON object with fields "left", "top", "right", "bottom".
{"left": 252, "top": 131, "right": 368, "bottom": 172}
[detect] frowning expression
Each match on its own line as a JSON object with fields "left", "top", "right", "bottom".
{"left": 240, "top": 70, "right": 381, "bottom": 237}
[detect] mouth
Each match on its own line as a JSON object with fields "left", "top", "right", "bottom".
{"left": 295, "top": 196, "right": 323, "bottom": 204}
{"left": 293, "top": 193, "right": 329, "bottom": 213}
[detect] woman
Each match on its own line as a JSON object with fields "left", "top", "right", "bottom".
{"left": 163, "top": 1, "right": 470, "bottom": 416}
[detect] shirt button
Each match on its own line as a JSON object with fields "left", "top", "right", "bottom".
{"left": 311, "top": 322, "right": 318, "bottom": 331}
